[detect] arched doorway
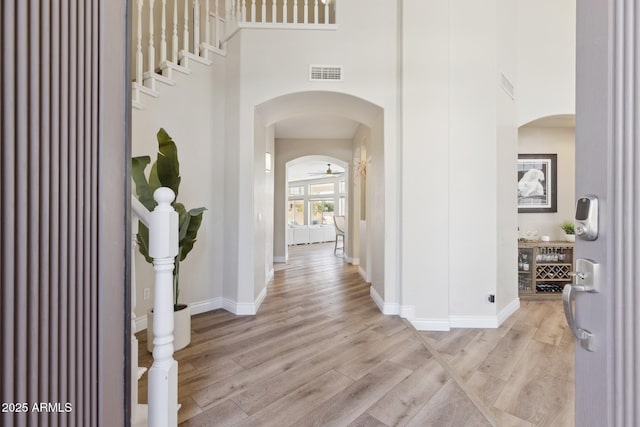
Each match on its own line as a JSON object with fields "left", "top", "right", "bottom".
{"left": 251, "top": 90, "right": 396, "bottom": 312}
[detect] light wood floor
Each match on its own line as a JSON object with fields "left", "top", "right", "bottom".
{"left": 137, "top": 243, "right": 574, "bottom": 427}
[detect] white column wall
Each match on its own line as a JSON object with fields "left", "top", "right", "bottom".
{"left": 449, "top": 0, "right": 499, "bottom": 319}
{"left": 401, "top": 0, "right": 451, "bottom": 327}
{"left": 517, "top": 0, "right": 576, "bottom": 125}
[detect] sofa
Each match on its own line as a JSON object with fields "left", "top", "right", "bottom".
{"left": 288, "top": 224, "right": 336, "bottom": 245}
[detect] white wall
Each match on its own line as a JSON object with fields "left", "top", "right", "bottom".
{"left": 401, "top": 0, "right": 519, "bottom": 328}
{"left": 496, "top": 0, "right": 520, "bottom": 314}
{"left": 517, "top": 0, "right": 576, "bottom": 125}
{"left": 131, "top": 55, "right": 226, "bottom": 318}
{"left": 518, "top": 126, "right": 576, "bottom": 240}
{"left": 401, "top": 0, "right": 451, "bottom": 327}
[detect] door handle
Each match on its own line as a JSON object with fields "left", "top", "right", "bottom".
{"left": 562, "top": 258, "right": 600, "bottom": 352}
{"left": 562, "top": 284, "right": 596, "bottom": 352}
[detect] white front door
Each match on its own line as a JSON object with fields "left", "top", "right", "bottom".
{"left": 574, "top": 0, "right": 639, "bottom": 425}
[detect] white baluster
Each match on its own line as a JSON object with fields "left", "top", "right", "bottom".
{"left": 204, "top": 0, "right": 210, "bottom": 45}
{"left": 272, "top": 0, "right": 276, "bottom": 23}
{"left": 160, "top": 0, "right": 167, "bottom": 63}
{"left": 242, "top": 0, "right": 246, "bottom": 22}
{"left": 293, "top": 0, "right": 298, "bottom": 24}
{"left": 313, "top": 0, "right": 318, "bottom": 24}
{"left": 304, "top": 0, "right": 308, "bottom": 24}
{"left": 324, "top": 0, "right": 328, "bottom": 24}
{"left": 147, "top": 188, "right": 179, "bottom": 427}
{"left": 226, "top": 0, "right": 232, "bottom": 28}
{"left": 172, "top": 0, "right": 179, "bottom": 62}
{"left": 217, "top": 0, "right": 223, "bottom": 48}
{"left": 136, "top": 0, "right": 144, "bottom": 83}
{"left": 261, "top": 0, "right": 265, "bottom": 23}
{"left": 251, "top": 0, "right": 256, "bottom": 23}
{"left": 183, "top": 0, "right": 189, "bottom": 51}
{"left": 283, "top": 0, "right": 288, "bottom": 23}
{"left": 194, "top": 0, "right": 200, "bottom": 54}
{"left": 148, "top": 0, "right": 156, "bottom": 75}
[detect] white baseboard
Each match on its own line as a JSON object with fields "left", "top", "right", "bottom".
{"left": 134, "top": 289, "right": 273, "bottom": 332}
{"left": 408, "top": 318, "right": 451, "bottom": 331}
{"left": 449, "top": 315, "right": 499, "bottom": 328}
{"left": 358, "top": 266, "right": 367, "bottom": 281}
{"left": 497, "top": 297, "right": 520, "bottom": 326}
{"left": 134, "top": 315, "right": 148, "bottom": 333}
{"left": 399, "top": 304, "right": 451, "bottom": 331}
{"left": 266, "top": 268, "right": 274, "bottom": 284}
{"left": 222, "top": 286, "right": 267, "bottom": 315}
{"left": 369, "top": 287, "right": 400, "bottom": 315}
{"left": 134, "top": 297, "right": 225, "bottom": 333}
{"left": 273, "top": 256, "right": 286, "bottom": 263}
{"left": 190, "top": 298, "right": 223, "bottom": 316}
{"left": 346, "top": 256, "right": 360, "bottom": 266}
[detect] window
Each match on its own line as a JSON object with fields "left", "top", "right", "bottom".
{"left": 339, "top": 180, "right": 346, "bottom": 194}
{"left": 309, "top": 200, "right": 334, "bottom": 225}
{"left": 309, "top": 183, "right": 334, "bottom": 195}
{"left": 338, "top": 196, "right": 345, "bottom": 215}
{"left": 288, "top": 200, "right": 305, "bottom": 225}
{"left": 289, "top": 185, "right": 304, "bottom": 196}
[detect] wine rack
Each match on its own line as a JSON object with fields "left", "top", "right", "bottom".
{"left": 518, "top": 241, "right": 574, "bottom": 299}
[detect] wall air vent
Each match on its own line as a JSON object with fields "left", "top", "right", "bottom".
{"left": 500, "top": 73, "right": 515, "bottom": 99}
{"left": 310, "top": 65, "right": 343, "bottom": 81}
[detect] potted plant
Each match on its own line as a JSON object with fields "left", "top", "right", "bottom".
{"left": 132, "top": 128, "right": 206, "bottom": 352}
{"left": 560, "top": 221, "right": 575, "bottom": 242}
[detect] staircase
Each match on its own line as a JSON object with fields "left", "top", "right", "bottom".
{"left": 131, "top": 0, "right": 337, "bottom": 111}
{"left": 130, "top": 1, "right": 338, "bottom": 425}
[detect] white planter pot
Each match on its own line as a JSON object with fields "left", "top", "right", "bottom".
{"left": 565, "top": 234, "right": 575, "bottom": 242}
{"left": 147, "top": 305, "right": 191, "bottom": 353}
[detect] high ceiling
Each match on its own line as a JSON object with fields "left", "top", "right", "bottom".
{"left": 287, "top": 160, "right": 346, "bottom": 182}
{"left": 274, "top": 114, "right": 360, "bottom": 139}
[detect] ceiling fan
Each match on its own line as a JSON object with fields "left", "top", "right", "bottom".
{"left": 308, "top": 163, "right": 344, "bottom": 177}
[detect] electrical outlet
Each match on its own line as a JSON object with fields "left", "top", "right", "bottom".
{"left": 144, "top": 288, "right": 150, "bottom": 300}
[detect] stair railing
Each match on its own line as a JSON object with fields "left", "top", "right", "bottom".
{"left": 131, "top": 188, "right": 179, "bottom": 426}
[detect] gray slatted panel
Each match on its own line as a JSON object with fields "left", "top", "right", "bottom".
{"left": 1, "top": 1, "right": 128, "bottom": 425}
{"left": 613, "top": 1, "right": 640, "bottom": 425}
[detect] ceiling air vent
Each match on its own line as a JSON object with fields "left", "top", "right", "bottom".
{"left": 310, "top": 65, "right": 343, "bottom": 81}
{"left": 500, "top": 73, "right": 515, "bottom": 99}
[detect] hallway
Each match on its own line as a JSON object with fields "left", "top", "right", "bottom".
{"left": 137, "top": 243, "right": 573, "bottom": 426}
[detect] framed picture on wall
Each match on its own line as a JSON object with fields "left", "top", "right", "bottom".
{"left": 517, "top": 154, "right": 557, "bottom": 213}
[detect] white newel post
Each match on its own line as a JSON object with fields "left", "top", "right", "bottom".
{"left": 147, "top": 188, "right": 179, "bottom": 427}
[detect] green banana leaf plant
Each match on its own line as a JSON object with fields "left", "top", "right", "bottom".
{"left": 132, "top": 128, "right": 206, "bottom": 310}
